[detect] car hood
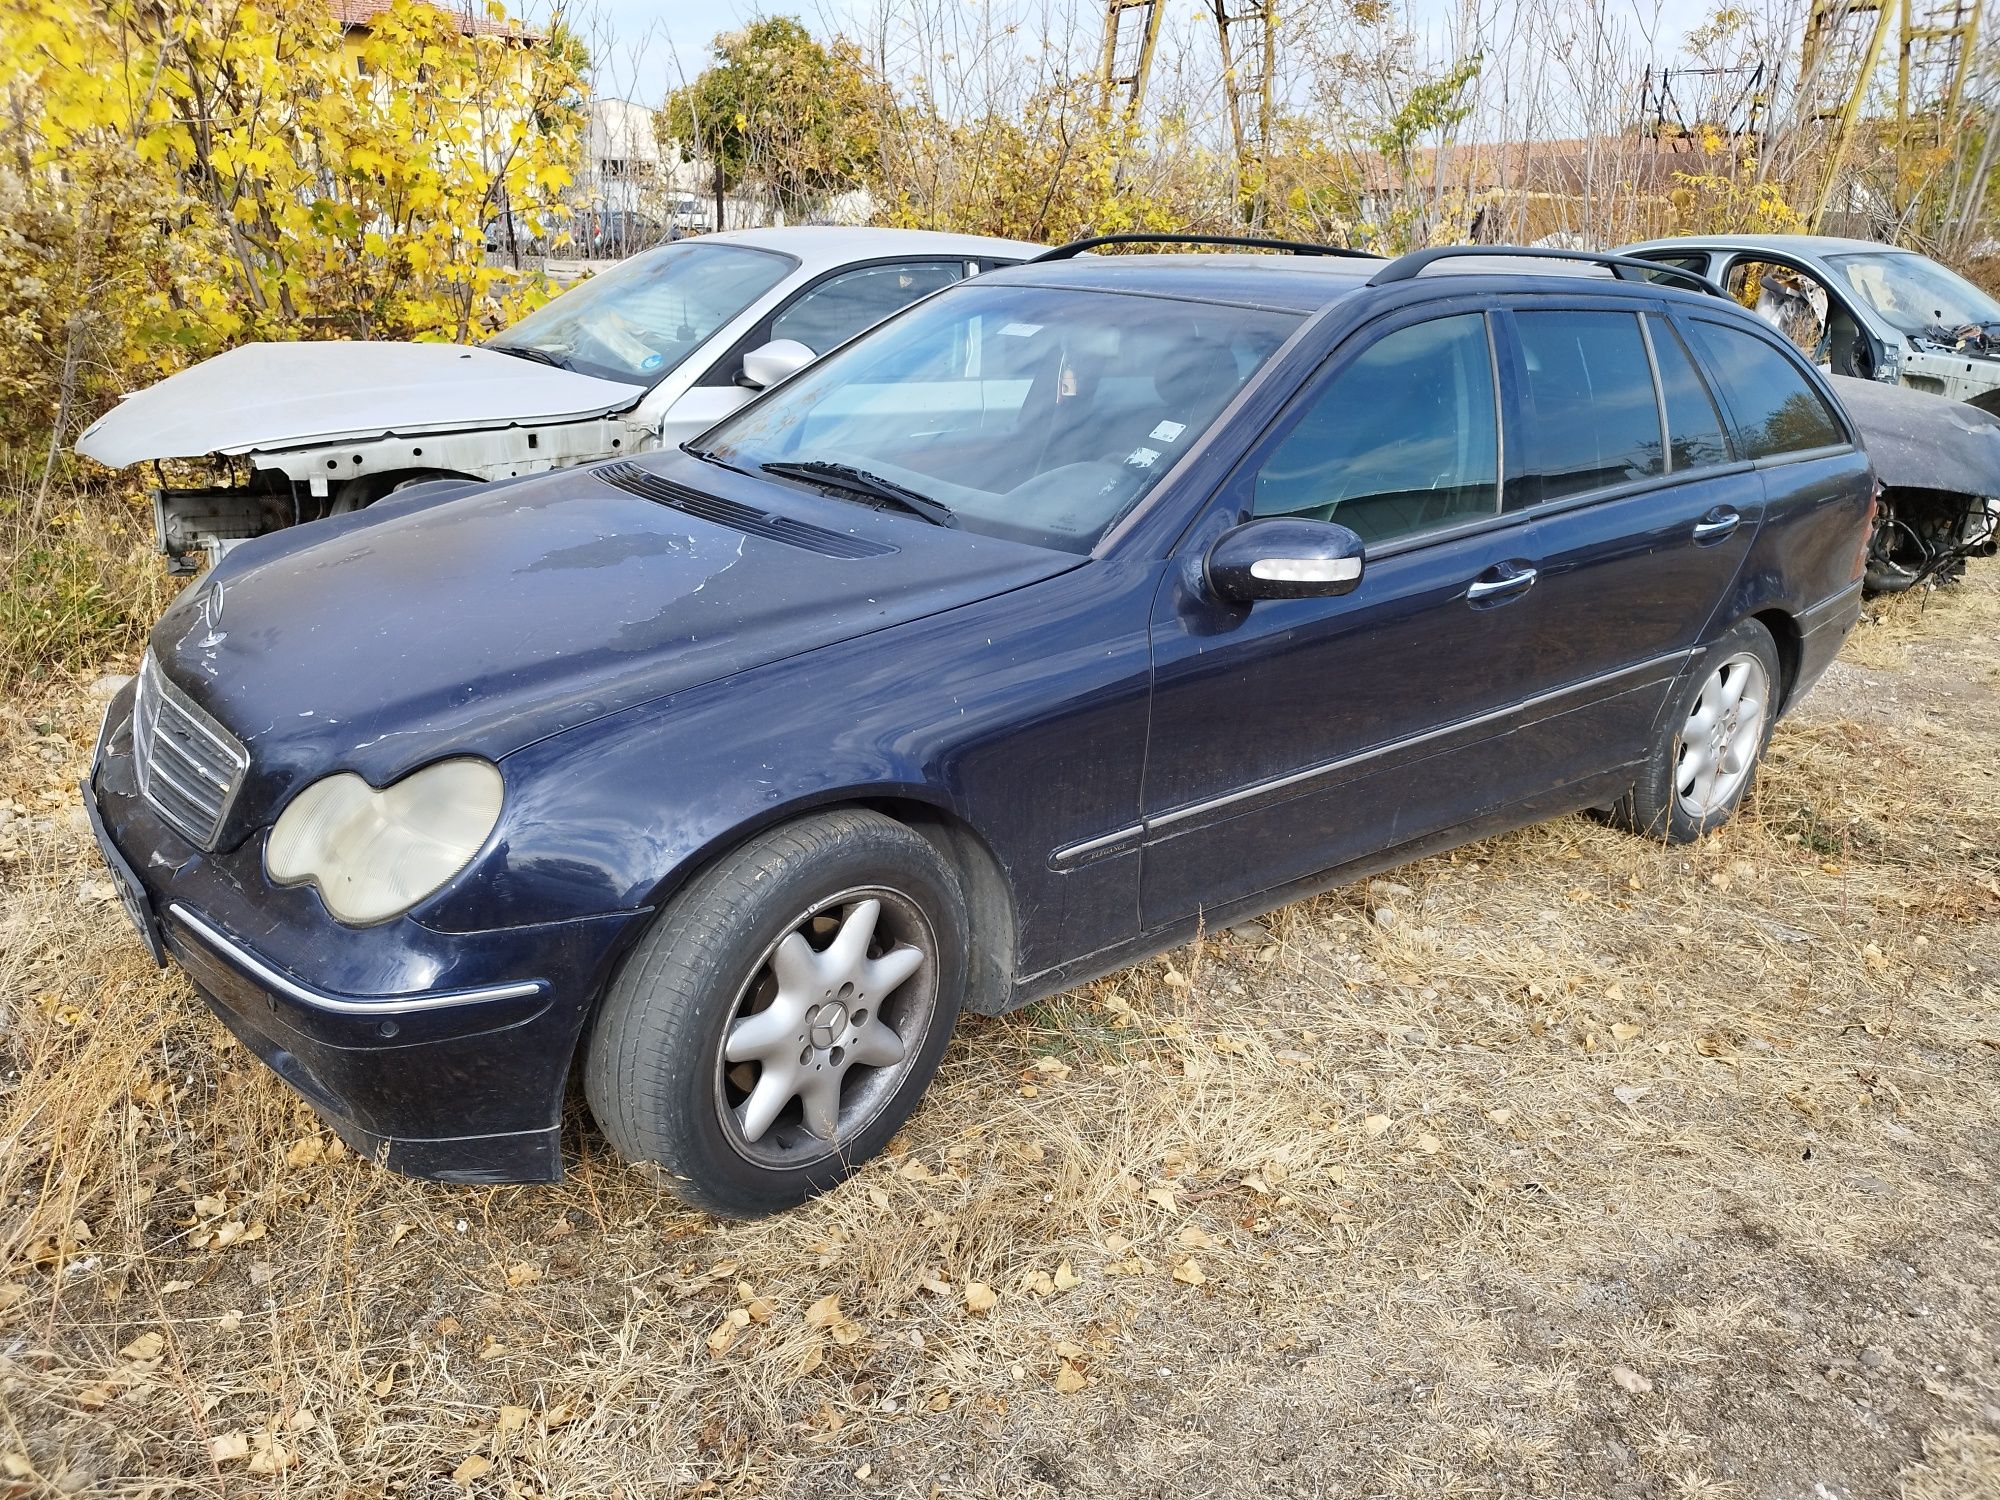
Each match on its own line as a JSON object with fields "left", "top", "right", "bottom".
{"left": 149, "top": 454, "right": 1076, "bottom": 844}
{"left": 1830, "top": 375, "right": 2000, "bottom": 497}
{"left": 76, "top": 341, "right": 647, "bottom": 467}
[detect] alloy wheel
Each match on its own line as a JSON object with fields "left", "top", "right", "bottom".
{"left": 1674, "top": 651, "right": 1771, "bottom": 819}
{"left": 713, "top": 887, "right": 937, "bottom": 1168}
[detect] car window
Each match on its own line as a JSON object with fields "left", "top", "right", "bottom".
{"left": 1724, "top": 259, "right": 1832, "bottom": 361}
{"left": 1250, "top": 314, "right": 1498, "bottom": 545}
{"left": 1825, "top": 250, "right": 2000, "bottom": 337}
{"left": 491, "top": 241, "right": 796, "bottom": 386}
{"left": 1686, "top": 319, "right": 1847, "bottom": 459}
{"left": 1512, "top": 309, "right": 1663, "bottom": 503}
{"left": 700, "top": 282, "right": 1299, "bottom": 554}
{"left": 1647, "top": 315, "right": 1733, "bottom": 470}
{"left": 1633, "top": 253, "right": 1707, "bottom": 286}
{"left": 771, "top": 262, "right": 966, "bottom": 355}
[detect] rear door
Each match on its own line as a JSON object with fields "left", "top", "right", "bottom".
{"left": 1493, "top": 300, "right": 1764, "bottom": 792}
{"left": 1678, "top": 313, "right": 1871, "bottom": 613}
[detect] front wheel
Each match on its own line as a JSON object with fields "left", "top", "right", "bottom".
{"left": 1613, "top": 618, "right": 1782, "bottom": 844}
{"left": 584, "top": 810, "right": 967, "bottom": 1218}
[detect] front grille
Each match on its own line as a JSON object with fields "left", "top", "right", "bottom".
{"left": 594, "top": 461, "right": 896, "bottom": 560}
{"left": 132, "top": 653, "right": 249, "bottom": 849}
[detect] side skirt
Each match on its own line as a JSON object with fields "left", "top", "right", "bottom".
{"left": 994, "top": 766, "right": 1640, "bottom": 1014}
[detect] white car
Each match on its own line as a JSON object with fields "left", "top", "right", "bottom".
{"left": 77, "top": 227, "right": 1040, "bottom": 568}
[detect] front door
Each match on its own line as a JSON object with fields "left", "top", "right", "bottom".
{"left": 1140, "top": 308, "right": 1547, "bottom": 928}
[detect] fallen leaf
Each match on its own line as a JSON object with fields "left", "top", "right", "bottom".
{"left": 284, "top": 1136, "right": 325, "bottom": 1168}
{"left": 1486, "top": 1107, "right": 1512, "bottom": 1125}
{"left": 1021, "top": 1269, "right": 1055, "bottom": 1296}
{"left": 1610, "top": 1364, "right": 1654, "bottom": 1394}
{"left": 496, "top": 1405, "right": 530, "bottom": 1435}
{"left": 804, "top": 1293, "right": 861, "bottom": 1345}
{"left": 1176, "top": 1225, "right": 1219, "bottom": 1250}
{"left": 210, "top": 1431, "right": 250, "bottom": 1463}
{"left": 118, "top": 1330, "right": 164, "bottom": 1362}
{"left": 502, "top": 1261, "right": 540, "bottom": 1289}
{"left": 1610, "top": 1022, "right": 1642, "bottom": 1043}
{"left": 1414, "top": 1132, "right": 1443, "bottom": 1154}
{"left": 452, "top": 1453, "right": 494, "bottom": 1485}
{"left": 1144, "top": 1185, "right": 1178, "bottom": 1214}
{"left": 1362, "top": 1114, "right": 1392, "bottom": 1138}
{"left": 1171, "top": 1258, "right": 1206, "bottom": 1287}
{"left": 964, "top": 1281, "right": 998, "bottom": 1315}
{"left": 1052, "top": 1261, "right": 1081, "bottom": 1292}
{"left": 1054, "top": 1362, "right": 1088, "bottom": 1393}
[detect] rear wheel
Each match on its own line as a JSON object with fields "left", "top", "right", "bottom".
{"left": 1614, "top": 618, "right": 1781, "bottom": 843}
{"left": 584, "top": 810, "right": 966, "bottom": 1218}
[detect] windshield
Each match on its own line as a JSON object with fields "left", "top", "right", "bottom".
{"left": 1826, "top": 251, "right": 2000, "bottom": 338}
{"left": 491, "top": 241, "right": 795, "bottom": 385}
{"left": 697, "top": 283, "right": 1300, "bottom": 552}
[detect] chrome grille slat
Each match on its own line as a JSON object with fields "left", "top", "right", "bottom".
{"left": 133, "top": 653, "right": 248, "bottom": 849}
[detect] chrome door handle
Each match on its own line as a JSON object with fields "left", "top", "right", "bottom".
{"left": 1467, "top": 565, "right": 1538, "bottom": 602}
{"left": 1693, "top": 509, "right": 1742, "bottom": 542}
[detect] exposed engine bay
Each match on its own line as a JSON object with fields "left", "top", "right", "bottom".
{"left": 1829, "top": 375, "right": 2000, "bottom": 592}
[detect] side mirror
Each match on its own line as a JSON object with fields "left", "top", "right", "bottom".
{"left": 737, "top": 338, "right": 816, "bottom": 391}
{"left": 1205, "top": 517, "right": 1365, "bottom": 603}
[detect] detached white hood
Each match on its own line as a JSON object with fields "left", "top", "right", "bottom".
{"left": 76, "top": 341, "right": 648, "bottom": 468}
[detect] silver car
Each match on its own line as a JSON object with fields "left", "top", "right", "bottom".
{"left": 78, "top": 227, "right": 1038, "bottom": 569}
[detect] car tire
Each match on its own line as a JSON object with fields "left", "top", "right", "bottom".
{"left": 1613, "top": 618, "right": 1782, "bottom": 844}
{"left": 584, "top": 810, "right": 967, "bottom": 1218}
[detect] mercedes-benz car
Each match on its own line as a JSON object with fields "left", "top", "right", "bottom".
{"left": 85, "top": 239, "right": 1873, "bottom": 1217}
{"left": 75, "top": 226, "right": 1037, "bottom": 569}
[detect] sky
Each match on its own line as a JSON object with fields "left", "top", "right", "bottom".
{"left": 576, "top": 0, "right": 1737, "bottom": 117}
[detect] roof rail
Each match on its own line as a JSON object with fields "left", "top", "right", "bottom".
{"left": 1366, "top": 245, "right": 1726, "bottom": 297}
{"left": 1031, "top": 233, "right": 1381, "bottom": 263}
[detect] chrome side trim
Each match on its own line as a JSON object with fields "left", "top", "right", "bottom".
{"left": 168, "top": 904, "right": 545, "bottom": 1015}
{"left": 1050, "top": 822, "right": 1145, "bottom": 870}
{"left": 1147, "top": 648, "right": 1690, "bottom": 834}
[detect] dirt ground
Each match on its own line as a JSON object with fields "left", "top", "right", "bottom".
{"left": 2, "top": 572, "right": 1996, "bottom": 1499}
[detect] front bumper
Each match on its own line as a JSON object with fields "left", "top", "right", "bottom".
{"left": 85, "top": 688, "right": 648, "bottom": 1183}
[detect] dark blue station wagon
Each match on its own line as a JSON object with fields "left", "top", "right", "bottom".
{"left": 86, "top": 240, "right": 1874, "bottom": 1216}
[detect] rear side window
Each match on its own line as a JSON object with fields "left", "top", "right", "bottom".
{"left": 1513, "top": 310, "right": 1663, "bottom": 503}
{"left": 1251, "top": 314, "right": 1499, "bottom": 545}
{"left": 1647, "top": 316, "right": 1733, "bottom": 470}
{"left": 1686, "top": 319, "right": 1846, "bottom": 458}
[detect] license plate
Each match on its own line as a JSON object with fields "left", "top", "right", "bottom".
{"left": 81, "top": 777, "right": 165, "bottom": 967}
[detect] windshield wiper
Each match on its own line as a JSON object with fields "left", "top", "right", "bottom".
{"left": 488, "top": 342, "right": 569, "bottom": 370}
{"left": 760, "top": 460, "right": 957, "bottom": 527}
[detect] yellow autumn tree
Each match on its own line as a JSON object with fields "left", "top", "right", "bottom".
{"left": 0, "top": 0, "right": 583, "bottom": 463}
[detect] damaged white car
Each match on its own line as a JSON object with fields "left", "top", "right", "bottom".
{"left": 1622, "top": 234, "right": 2000, "bottom": 590}
{"left": 78, "top": 226, "right": 1036, "bottom": 569}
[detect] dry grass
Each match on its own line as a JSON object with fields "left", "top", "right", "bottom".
{"left": 2, "top": 571, "right": 1997, "bottom": 1497}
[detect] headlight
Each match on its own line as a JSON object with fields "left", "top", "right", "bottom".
{"left": 265, "top": 758, "right": 504, "bottom": 925}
